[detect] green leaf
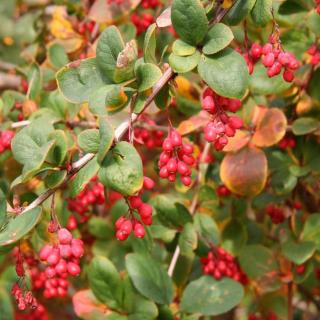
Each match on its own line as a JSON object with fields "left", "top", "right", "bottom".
{"left": 169, "top": 51, "right": 200, "bottom": 73}
{"left": 308, "top": 68, "right": 320, "bottom": 101}
{"left": 26, "top": 63, "right": 42, "bottom": 101}
{"left": 89, "top": 85, "right": 129, "bottom": 115}
{"left": 45, "top": 170, "right": 67, "bottom": 189}
{"left": 278, "top": 0, "right": 308, "bottom": 15}
{"left": 249, "top": 63, "right": 291, "bottom": 95}
{"left": 0, "top": 207, "right": 42, "bottom": 247}
{"left": 203, "top": 23, "right": 234, "bottom": 55}
{"left": 239, "top": 245, "right": 278, "bottom": 279}
{"left": 78, "top": 129, "right": 100, "bottom": 153}
{"left": 47, "top": 130, "right": 68, "bottom": 165}
{"left": 144, "top": 23, "right": 157, "bottom": 64}
{"left": 69, "top": 156, "right": 100, "bottom": 198}
{"left": 194, "top": 214, "right": 220, "bottom": 245}
{"left": 57, "top": 58, "right": 110, "bottom": 104}
{"left": 302, "top": 214, "right": 320, "bottom": 250}
{"left": 88, "top": 256, "right": 122, "bottom": 310}
{"left": 282, "top": 240, "right": 316, "bottom": 265}
{"left": 98, "top": 142, "right": 143, "bottom": 196}
{"left": 125, "top": 253, "right": 174, "bottom": 304}
{"left": 179, "top": 223, "right": 198, "bottom": 256}
{"left": 11, "top": 118, "right": 55, "bottom": 180}
{"left": 96, "top": 26, "right": 125, "bottom": 83}
{"left": 224, "top": 0, "right": 256, "bottom": 25}
{"left": 308, "top": 12, "right": 320, "bottom": 36}
{"left": 172, "top": 39, "right": 196, "bottom": 56}
{"left": 88, "top": 217, "right": 112, "bottom": 240}
{"left": 98, "top": 116, "right": 115, "bottom": 164}
{"left": 292, "top": 117, "right": 320, "bottom": 135}
{"left": 136, "top": 63, "right": 162, "bottom": 92}
{"left": 251, "top": 0, "right": 273, "bottom": 27}
{"left": 180, "top": 276, "right": 244, "bottom": 316}
{"left": 151, "top": 195, "right": 192, "bottom": 228}
{"left": 171, "top": 0, "right": 208, "bottom": 45}
{"left": 198, "top": 48, "right": 249, "bottom": 99}
{"left": 221, "top": 219, "right": 247, "bottom": 255}
{"left": 48, "top": 43, "right": 69, "bottom": 69}
{"left": 0, "top": 190, "right": 6, "bottom": 229}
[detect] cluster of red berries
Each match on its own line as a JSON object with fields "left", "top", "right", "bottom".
{"left": 158, "top": 129, "right": 194, "bottom": 186}
{"left": 131, "top": 13, "right": 154, "bottom": 35}
{"left": 307, "top": 44, "right": 320, "bottom": 65}
{"left": 266, "top": 205, "right": 285, "bottom": 224}
{"left": 67, "top": 177, "right": 105, "bottom": 228}
{"left": 14, "top": 101, "right": 24, "bottom": 121}
{"left": 201, "top": 88, "right": 243, "bottom": 151}
{"left": 201, "top": 248, "right": 248, "bottom": 284}
{"left": 0, "top": 130, "right": 14, "bottom": 153}
{"left": 315, "top": 0, "right": 320, "bottom": 14}
{"left": 248, "top": 312, "right": 278, "bottom": 320}
{"left": 216, "top": 185, "right": 231, "bottom": 197}
{"left": 134, "top": 121, "right": 165, "bottom": 149}
{"left": 115, "top": 176, "right": 155, "bottom": 241}
{"left": 38, "top": 228, "right": 83, "bottom": 298}
{"left": 247, "top": 38, "right": 299, "bottom": 82}
{"left": 141, "top": 0, "right": 161, "bottom": 9}
{"left": 278, "top": 135, "right": 296, "bottom": 150}
{"left": 77, "top": 20, "right": 95, "bottom": 35}
{"left": 12, "top": 283, "right": 38, "bottom": 312}
{"left": 15, "top": 303, "right": 49, "bottom": 320}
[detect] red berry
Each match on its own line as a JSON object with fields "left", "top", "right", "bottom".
{"left": 58, "top": 228, "right": 73, "bottom": 245}
{"left": 134, "top": 223, "right": 146, "bottom": 238}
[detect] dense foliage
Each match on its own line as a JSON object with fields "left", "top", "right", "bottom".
{"left": 0, "top": 0, "right": 320, "bottom": 319}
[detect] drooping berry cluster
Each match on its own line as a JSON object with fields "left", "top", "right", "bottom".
{"left": 67, "top": 176, "right": 106, "bottom": 229}
{"left": 158, "top": 129, "right": 194, "bottom": 186}
{"left": 278, "top": 135, "right": 296, "bottom": 150}
{"left": 0, "top": 130, "right": 14, "bottom": 153}
{"left": 115, "top": 176, "right": 155, "bottom": 241}
{"left": 247, "top": 37, "right": 299, "bottom": 82}
{"left": 134, "top": 119, "right": 165, "bottom": 149}
{"left": 15, "top": 303, "right": 49, "bottom": 320}
{"left": 141, "top": 0, "right": 161, "bottom": 9}
{"left": 12, "top": 283, "right": 38, "bottom": 312}
{"left": 38, "top": 228, "right": 83, "bottom": 298}
{"left": 308, "top": 44, "right": 320, "bottom": 66}
{"left": 131, "top": 13, "right": 154, "bottom": 35}
{"left": 266, "top": 205, "right": 285, "bottom": 224}
{"left": 201, "top": 248, "right": 248, "bottom": 284}
{"left": 202, "top": 88, "right": 243, "bottom": 151}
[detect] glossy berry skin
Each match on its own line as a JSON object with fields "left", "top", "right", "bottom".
{"left": 158, "top": 129, "right": 195, "bottom": 186}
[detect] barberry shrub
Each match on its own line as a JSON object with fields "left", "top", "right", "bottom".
{"left": 0, "top": 0, "right": 320, "bottom": 319}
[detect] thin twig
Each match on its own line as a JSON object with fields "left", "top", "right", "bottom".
{"left": 15, "top": 68, "right": 174, "bottom": 216}
{"left": 0, "top": 72, "right": 21, "bottom": 89}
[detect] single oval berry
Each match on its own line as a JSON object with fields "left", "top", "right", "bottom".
{"left": 58, "top": 228, "right": 73, "bottom": 245}
{"left": 134, "top": 223, "right": 146, "bottom": 238}
{"left": 67, "top": 262, "right": 81, "bottom": 276}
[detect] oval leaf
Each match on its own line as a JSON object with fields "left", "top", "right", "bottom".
{"left": 180, "top": 276, "right": 244, "bottom": 316}
{"left": 126, "top": 253, "right": 174, "bottom": 304}
{"left": 220, "top": 147, "right": 268, "bottom": 197}
{"left": 198, "top": 48, "right": 249, "bottom": 99}
{"left": 0, "top": 207, "right": 42, "bottom": 247}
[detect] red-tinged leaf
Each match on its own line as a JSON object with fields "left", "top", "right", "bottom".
{"left": 252, "top": 107, "right": 287, "bottom": 147}
{"left": 223, "top": 130, "right": 251, "bottom": 152}
{"left": 177, "top": 110, "right": 208, "bottom": 135}
{"left": 156, "top": 7, "right": 172, "bottom": 28}
{"left": 73, "top": 290, "right": 110, "bottom": 320}
{"left": 220, "top": 147, "right": 268, "bottom": 197}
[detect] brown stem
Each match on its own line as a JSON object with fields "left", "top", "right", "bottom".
{"left": 13, "top": 68, "right": 174, "bottom": 216}
{"left": 0, "top": 72, "right": 21, "bottom": 89}
{"left": 288, "top": 281, "right": 293, "bottom": 320}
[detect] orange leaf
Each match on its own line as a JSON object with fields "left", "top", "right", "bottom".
{"left": 223, "top": 130, "right": 251, "bottom": 152}
{"left": 73, "top": 290, "right": 109, "bottom": 320}
{"left": 220, "top": 147, "right": 268, "bottom": 197}
{"left": 177, "top": 110, "right": 208, "bottom": 135}
{"left": 252, "top": 107, "right": 287, "bottom": 147}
